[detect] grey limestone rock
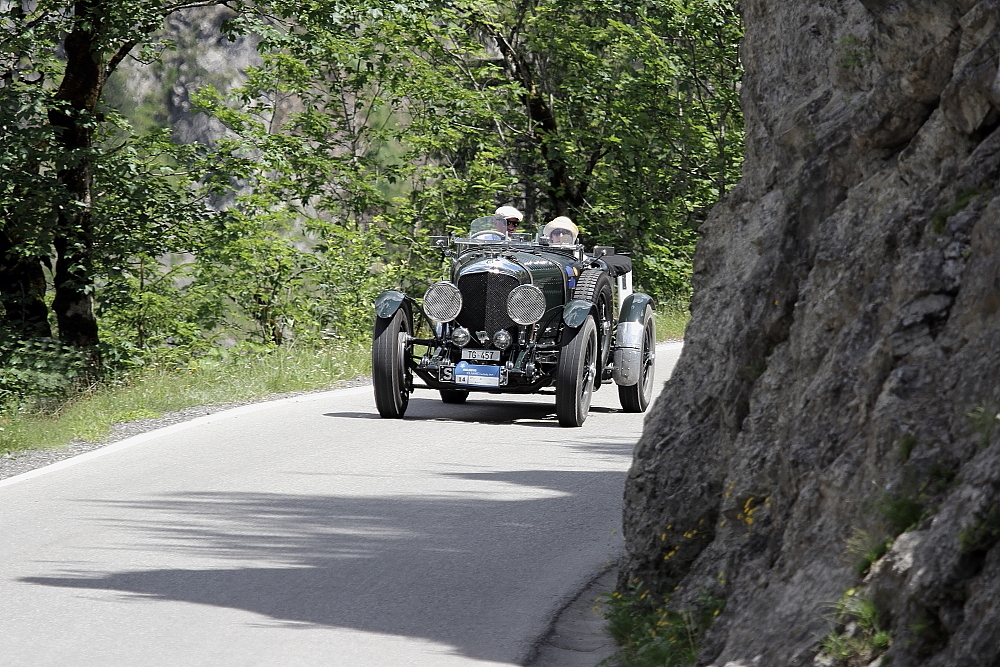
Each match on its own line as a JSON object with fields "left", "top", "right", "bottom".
{"left": 622, "top": 2, "right": 1000, "bottom": 666}
{"left": 106, "top": 6, "right": 261, "bottom": 146}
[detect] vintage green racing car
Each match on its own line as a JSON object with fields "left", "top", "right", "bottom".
{"left": 371, "top": 215, "right": 656, "bottom": 426}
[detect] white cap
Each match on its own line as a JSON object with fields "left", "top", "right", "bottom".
{"left": 495, "top": 205, "right": 523, "bottom": 221}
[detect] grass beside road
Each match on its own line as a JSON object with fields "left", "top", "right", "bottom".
{"left": 655, "top": 300, "right": 690, "bottom": 341}
{"left": 0, "top": 343, "right": 371, "bottom": 457}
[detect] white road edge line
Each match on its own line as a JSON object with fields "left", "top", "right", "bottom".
{"left": 0, "top": 385, "right": 373, "bottom": 489}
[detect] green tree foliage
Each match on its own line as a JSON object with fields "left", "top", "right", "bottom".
{"left": 466, "top": 0, "right": 743, "bottom": 298}
{"left": 216, "top": 0, "right": 742, "bottom": 299}
{"left": 0, "top": 0, "right": 239, "bottom": 354}
{"left": 0, "top": 0, "right": 741, "bottom": 403}
{"left": 0, "top": 0, "right": 234, "bottom": 357}
{"left": 1, "top": 1, "right": 239, "bottom": 401}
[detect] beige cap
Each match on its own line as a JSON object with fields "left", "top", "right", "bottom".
{"left": 543, "top": 216, "right": 579, "bottom": 242}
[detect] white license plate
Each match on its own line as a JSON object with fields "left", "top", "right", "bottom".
{"left": 461, "top": 348, "right": 500, "bottom": 361}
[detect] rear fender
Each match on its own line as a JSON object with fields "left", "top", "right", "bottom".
{"left": 613, "top": 293, "right": 653, "bottom": 386}
{"left": 617, "top": 293, "right": 654, "bottom": 328}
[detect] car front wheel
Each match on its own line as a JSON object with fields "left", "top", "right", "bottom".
{"left": 556, "top": 315, "right": 597, "bottom": 427}
{"left": 372, "top": 308, "right": 412, "bottom": 418}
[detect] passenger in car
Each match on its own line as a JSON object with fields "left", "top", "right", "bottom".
{"left": 543, "top": 216, "right": 579, "bottom": 245}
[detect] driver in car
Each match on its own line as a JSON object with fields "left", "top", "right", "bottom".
{"left": 494, "top": 205, "right": 523, "bottom": 236}
{"left": 543, "top": 216, "right": 579, "bottom": 245}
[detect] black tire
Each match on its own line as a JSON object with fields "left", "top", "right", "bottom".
{"left": 556, "top": 316, "right": 598, "bottom": 427}
{"left": 372, "top": 308, "right": 412, "bottom": 418}
{"left": 440, "top": 389, "right": 469, "bottom": 404}
{"left": 573, "top": 269, "right": 614, "bottom": 387}
{"left": 618, "top": 304, "right": 656, "bottom": 413}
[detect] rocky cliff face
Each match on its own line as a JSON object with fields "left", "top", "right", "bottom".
{"left": 622, "top": 2, "right": 1000, "bottom": 665}
{"left": 106, "top": 6, "right": 259, "bottom": 145}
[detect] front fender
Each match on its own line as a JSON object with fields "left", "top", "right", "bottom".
{"left": 562, "top": 299, "right": 596, "bottom": 328}
{"left": 374, "top": 290, "right": 407, "bottom": 319}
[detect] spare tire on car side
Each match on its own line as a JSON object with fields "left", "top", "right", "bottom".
{"left": 572, "top": 269, "right": 614, "bottom": 387}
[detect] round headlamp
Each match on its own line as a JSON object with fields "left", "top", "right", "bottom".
{"left": 493, "top": 329, "right": 513, "bottom": 350}
{"left": 451, "top": 326, "right": 471, "bottom": 347}
{"left": 507, "top": 284, "right": 546, "bottom": 326}
{"left": 423, "top": 281, "right": 463, "bottom": 323}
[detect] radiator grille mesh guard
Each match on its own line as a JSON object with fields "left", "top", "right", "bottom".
{"left": 423, "top": 282, "right": 463, "bottom": 322}
{"left": 457, "top": 271, "right": 518, "bottom": 333}
{"left": 507, "top": 284, "right": 546, "bottom": 325}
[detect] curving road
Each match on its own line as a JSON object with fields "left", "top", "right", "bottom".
{"left": 0, "top": 342, "right": 681, "bottom": 667}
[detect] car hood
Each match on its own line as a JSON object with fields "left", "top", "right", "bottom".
{"left": 450, "top": 249, "right": 576, "bottom": 334}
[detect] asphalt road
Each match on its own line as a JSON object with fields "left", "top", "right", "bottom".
{"left": 0, "top": 342, "right": 682, "bottom": 667}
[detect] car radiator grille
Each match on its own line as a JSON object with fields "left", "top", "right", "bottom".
{"left": 457, "top": 272, "right": 519, "bottom": 334}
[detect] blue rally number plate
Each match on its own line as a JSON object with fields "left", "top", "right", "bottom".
{"left": 453, "top": 361, "right": 501, "bottom": 387}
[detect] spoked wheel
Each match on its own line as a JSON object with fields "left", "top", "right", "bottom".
{"left": 439, "top": 389, "right": 469, "bottom": 404}
{"left": 573, "top": 269, "right": 614, "bottom": 388}
{"left": 556, "top": 316, "right": 598, "bottom": 427}
{"left": 618, "top": 304, "right": 656, "bottom": 413}
{"left": 372, "top": 308, "right": 413, "bottom": 418}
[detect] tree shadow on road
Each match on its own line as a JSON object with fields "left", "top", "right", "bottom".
{"left": 20, "top": 467, "right": 630, "bottom": 664}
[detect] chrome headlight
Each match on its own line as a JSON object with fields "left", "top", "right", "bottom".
{"left": 423, "top": 281, "right": 463, "bottom": 323}
{"left": 451, "top": 326, "right": 471, "bottom": 347}
{"left": 493, "top": 329, "right": 513, "bottom": 350}
{"left": 507, "top": 284, "right": 546, "bottom": 326}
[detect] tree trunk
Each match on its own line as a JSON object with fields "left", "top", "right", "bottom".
{"left": 0, "top": 230, "right": 52, "bottom": 340}
{"left": 47, "top": 0, "right": 105, "bottom": 356}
